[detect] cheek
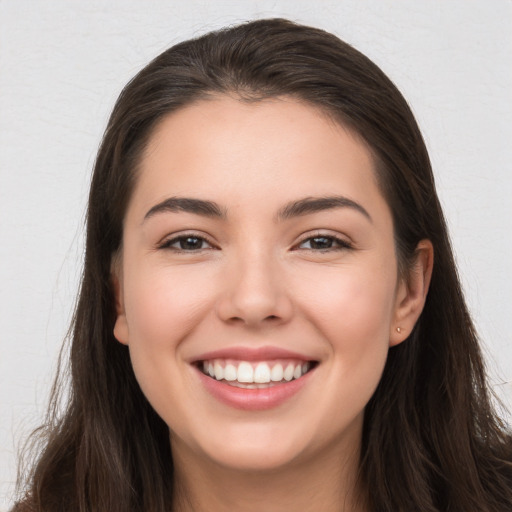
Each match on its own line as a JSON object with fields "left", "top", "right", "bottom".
{"left": 297, "top": 260, "right": 396, "bottom": 334}
{"left": 293, "top": 261, "right": 396, "bottom": 388}
{"left": 121, "top": 265, "right": 220, "bottom": 427}
{"left": 123, "top": 265, "right": 218, "bottom": 351}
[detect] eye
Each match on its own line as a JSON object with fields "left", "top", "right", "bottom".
{"left": 159, "top": 234, "right": 215, "bottom": 252}
{"left": 296, "top": 235, "right": 352, "bottom": 251}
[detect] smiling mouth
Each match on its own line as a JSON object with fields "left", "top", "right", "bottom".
{"left": 197, "top": 359, "right": 318, "bottom": 389}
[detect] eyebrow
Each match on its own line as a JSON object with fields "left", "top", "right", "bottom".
{"left": 143, "top": 195, "right": 371, "bottom": 223}
{"left": 275, "top": 195, "right": 372, "bottom": 223}
{"left": 144, "top": 197, "right": 227, "bottom": 221}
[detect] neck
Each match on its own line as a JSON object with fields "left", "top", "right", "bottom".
{"left": 171, "top": 434, "right": 368, "bottom": 512}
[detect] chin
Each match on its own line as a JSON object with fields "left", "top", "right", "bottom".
{"left": 177, "top": 417, "right": 331, "bottom": 473}
{"left": 202, "top": 438, "right": 306, "bottom": 473}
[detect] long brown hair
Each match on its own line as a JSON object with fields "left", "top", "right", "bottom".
{"left": 15, "top": 18, "right": 512, "bottom": 512}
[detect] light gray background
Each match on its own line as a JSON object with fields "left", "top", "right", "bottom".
{"left": 1, "top": 1, "right": 511, "bottom": 508}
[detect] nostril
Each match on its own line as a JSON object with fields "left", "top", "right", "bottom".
{"left": 225, "top": 314, "right": 281, "bottom": 325}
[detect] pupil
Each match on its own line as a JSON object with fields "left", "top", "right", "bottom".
{"left": 181, "top": 237, "right": 202, "bottom": 250}
{"left": 311, "top": 237, "right": 332, "bottom": 249}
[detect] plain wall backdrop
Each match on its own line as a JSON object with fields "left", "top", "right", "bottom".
{"left": 1, "top": 1, "right": 511, "bottom": 508}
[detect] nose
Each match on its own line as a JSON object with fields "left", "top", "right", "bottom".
{"left": 215, "top": 249, "right": 293, "bottom": 328}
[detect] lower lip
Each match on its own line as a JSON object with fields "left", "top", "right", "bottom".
{"left": 196, "top": 367, "right": 314, "bottom": 411}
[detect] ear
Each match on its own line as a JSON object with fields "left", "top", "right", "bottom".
{"left": 390, "top": 239, "right": 433, "bottom": 346}
{"left": 111, "top": 257, "right": 130, "bottom": 346}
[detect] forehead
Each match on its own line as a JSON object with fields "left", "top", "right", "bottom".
{"left": 130, "top": 96, "right": 388, "bottom": 222}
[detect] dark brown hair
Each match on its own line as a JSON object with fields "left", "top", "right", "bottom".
{"left": 15, "top": 18, "right": 511, "bottom": 512}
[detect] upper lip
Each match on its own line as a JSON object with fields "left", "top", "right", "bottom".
{"left": 190, "top": 346, "right": 316, "bottom": 363}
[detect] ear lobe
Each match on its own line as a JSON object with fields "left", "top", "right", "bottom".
{"left": 111, "top": 268, "right": 130, "bottom": 346}
{"left": 390, "top": 239, "right": 433, "bottom": 346}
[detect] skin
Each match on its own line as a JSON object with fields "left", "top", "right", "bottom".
{"left": 113, "top": 96, "right": 433, "bottom": 511}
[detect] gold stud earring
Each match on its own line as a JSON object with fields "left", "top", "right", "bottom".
{"left": 396, "top": 327, "right": 402, "bottom": 333}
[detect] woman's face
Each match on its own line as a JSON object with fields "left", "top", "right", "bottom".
{"left": 113, "top": 96, "right": 421, "bottom": 472}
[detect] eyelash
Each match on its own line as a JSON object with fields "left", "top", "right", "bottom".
{"left": 158, "top": 234, "right": 217, "bottom": 252}
{"left": 295, "top": 234, "right": 353, "bottom": 251}
{"left": 158, "top": 232, "right": 353, "bottom": 253}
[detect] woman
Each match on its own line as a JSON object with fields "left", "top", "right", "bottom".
{"left": 14, "top": 18, "right": 512, "bottom": 512}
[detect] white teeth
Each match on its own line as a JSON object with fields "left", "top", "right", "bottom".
{"left": 214, "top": 361, "right": 224, "bottom": 380}
{"left": 270, "top": 363, "right": 284, "bottom": 382}
{"left": 237, "top": 362, "right": 254, "bottom": 383}
{"left": 283, "top": 363, "right": 295, "bottom": 381}
{"left": 202, "top": 359, "right": 313, "bottom": 384}
{"left": 224, "top": 363, "right": 237, "bottom": 381}
{"left": 254, "top": 362, "right": 271, "bottom": 383}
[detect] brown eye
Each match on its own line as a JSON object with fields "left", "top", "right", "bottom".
{"left": 179, "top": 237, "right": 205, "bottom": 250}
{"left": 297, "top": 236, "right": 352, "bottom": 251}
{"left": 161, "top": 235, "right": 213, "bottom": 251}
{"left": 307, "top": 237, "right": 334, "bottom": 249}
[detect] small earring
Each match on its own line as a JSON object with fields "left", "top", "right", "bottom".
{"left": 396, "top": 327, "right": 402, "bottom": 333}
